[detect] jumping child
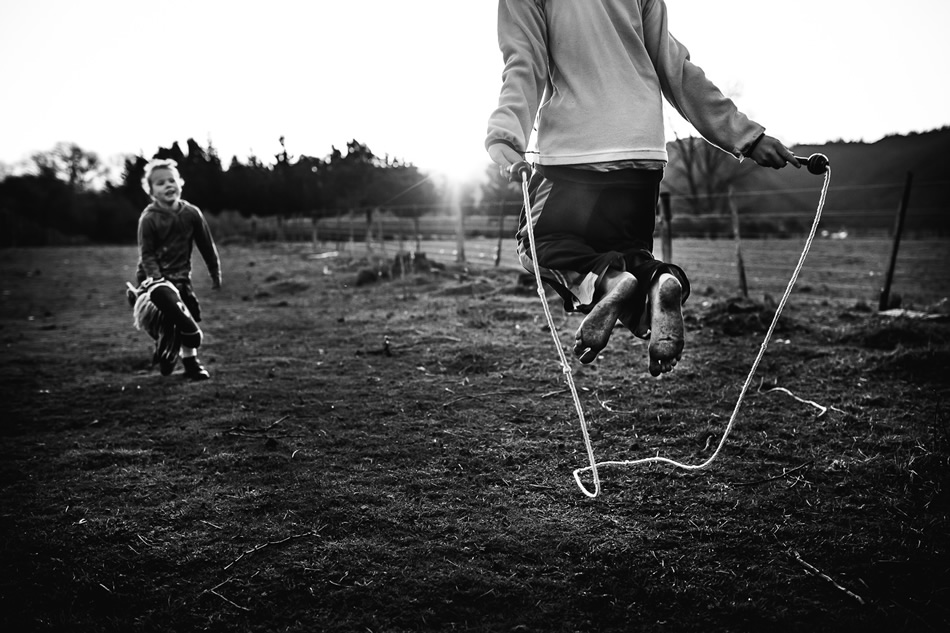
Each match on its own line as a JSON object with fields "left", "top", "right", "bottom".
{"left": 486, "top": 0, "right": 800, "bottom": 376}
{"left": 131, "top": 158, "right": 221, "bottom": 380}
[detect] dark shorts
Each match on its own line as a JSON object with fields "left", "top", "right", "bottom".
{"left": 134, "top": 272, "right": 203, "bottom": 322}
{"left": 517, "top": 166, "right": 690, "bottom": 319}
{"left": 135, "top": 269, "right": 204, "bottom": 323}
{"left": 171, "top": 280, "right": 202, "bottom": 323}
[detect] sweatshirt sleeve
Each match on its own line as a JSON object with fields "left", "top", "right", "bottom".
{"left": 137, "top": 213, "right": 163, "bottom": 280}
{"left": 485, "top": 0, "right": 549, "bottom": 154}
{"left": 190, "top": 206, "right": 221, "bottom": 283}
{"left": 641, "top": 0, "right": 764, "bottom": 157}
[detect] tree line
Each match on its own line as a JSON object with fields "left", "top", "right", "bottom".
{"left": 0, "top": 137, "right": 525, "bottom": 247}
{"left": 4, "top": 130, "right": 829, "bottom": 247}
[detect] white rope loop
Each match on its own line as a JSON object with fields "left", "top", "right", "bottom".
{"left": 518, "top": 166, "right": 832, "bottom": 497}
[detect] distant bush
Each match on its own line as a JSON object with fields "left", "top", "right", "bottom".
{"left": 76, "top": 192, "right": 139, "bottom": 244}
{"left": 0, "top": 208, "right": 67, "bottom": 246}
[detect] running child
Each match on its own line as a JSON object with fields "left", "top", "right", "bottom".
{"left": 131, "top": 158, "right": 221, "bottom": 380}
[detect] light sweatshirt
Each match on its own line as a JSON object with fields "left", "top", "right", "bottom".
{"left": 485, "top": 0, "right": 765, "bottom": 166}
{"left": 136, "top": 200, "right": 220, "bottom": 285}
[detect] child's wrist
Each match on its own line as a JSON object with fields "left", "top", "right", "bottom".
{"left": 743, "top": 132, "right": 765, "bottom": 157}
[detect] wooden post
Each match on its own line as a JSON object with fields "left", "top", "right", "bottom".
{"left": 377, "top": 207, "right": 386, "bottom": 255}
{"left": 365, "top": 208, "right": 374, "bottom": 253}
{"left": 729, "top": 187, "right": 749, "bottom": 299}
{"left": 659, "top": 191, "right": 673, "bottom": 262}
{"left": 453, "top": 183, "right": 465, "bottom": 263}
{"left": 494, "top": 200, "right": 505, "bottom": 267}
{"left": 413, "top": 207, "right": 421, "bottom": 254}
{"left": 311, "top": 210, "right": 319, "bottom": 250}
{"left": 397, "top": 213, "right": 406, "bottom": 254}
{"left": 879, "top": 171, "right": 913, "bottom": 311}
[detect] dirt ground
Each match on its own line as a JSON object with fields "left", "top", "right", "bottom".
{"left": 1, "top": 243, "right": 948, "bottom": 632}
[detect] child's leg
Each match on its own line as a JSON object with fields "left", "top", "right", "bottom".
{"left": 516, "top": 175, "right": 625, "bottom": 310}
{"left": 155, "top": 326, "right": 181, "bottom": 376}
{"left": 573, "top": 269, "right": 638, "bottom": 363}
{"left": 519, "top": 227, "right": 637, "bottom": 363}
{"left": 518, "top": 167, "right": 662, "bottom": 364}
{"left": 181, "top": 353, "right": 210, "bottom": 380}
{"left": 180, "top": 340, "right": 210, "bottom": 379}
{"left": 171, "top": 282, "right": 210, "bottom": 380}
{"left": 648, "top": 272, "right": 685, "bottom": 376}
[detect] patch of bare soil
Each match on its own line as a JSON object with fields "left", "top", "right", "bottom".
{"left": 1, "top": 244, "right": 948, "bottom": 632}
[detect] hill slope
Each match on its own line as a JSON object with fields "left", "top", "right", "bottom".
{"left": 662, "top": 127, "right": 950, "bottom": 234}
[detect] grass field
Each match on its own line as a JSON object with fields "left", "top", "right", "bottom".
{"left": 1, "top": 242, "right": 948, "bottom": 632}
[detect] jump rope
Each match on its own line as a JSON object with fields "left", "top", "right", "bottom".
{"left": 509, "top": 154, "right": 831, "bottom": 497}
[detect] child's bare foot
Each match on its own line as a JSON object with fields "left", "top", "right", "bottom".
{"left": 573, "top": 274, "right": 638, "bottom": 364}
{"left": 648, "top": 273, "right": 684, "bottom": 376}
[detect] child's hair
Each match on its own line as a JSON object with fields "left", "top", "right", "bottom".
{"left": 141, "top": 158, "right": 184, "bottom": 195}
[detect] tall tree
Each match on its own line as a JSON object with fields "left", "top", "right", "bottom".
{"left": 0, "top": 170, "right": 72, "bottom": 244}
{"left": 323, "top": 140, "right": 382, "bottom": 212}
{"left": 665, "top": 135, "right": 746, "bottom": 217}
{"left": 154, "top": 141, "right": 186, "bottom": 166}
{"left": 179, "top": 138, "right": 224, "bottom": 212}
{"left": 31, "top": 142, "right": 104, "bottom": 191}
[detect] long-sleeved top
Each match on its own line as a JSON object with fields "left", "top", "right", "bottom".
{"left": 136, "top": 200, "right": 220, "bottom": 285}
{"left": 485, "top": 0, "right": 765, "bottom": 166}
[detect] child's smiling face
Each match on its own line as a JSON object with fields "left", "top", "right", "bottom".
{"left": 148, "top": 168, "right": 182, "bottom": 207}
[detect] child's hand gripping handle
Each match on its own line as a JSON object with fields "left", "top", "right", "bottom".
{"left": 793, "top": 153, "right": 830, "bottom": 175}
{"left": 507, "top": 161, "right": 532, "bottom": 183}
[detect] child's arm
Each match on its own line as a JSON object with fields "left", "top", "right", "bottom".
{"left": 485, "top": 0, "right": 549, "bottom": 164}
{"left": 191, "top": 208, "right": 222, "bottom": 289}
{"left": 137, "top": 213, "right": 163, "bottom": 281}
{"left": 743, "top": 133, "right": 800, "bottom": 169}
{"left": 642, "top": 0, "right": 793, "bottom": 165}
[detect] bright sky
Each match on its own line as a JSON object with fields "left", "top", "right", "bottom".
{"left": 1, "top": 0, "right": 948, "bottom": 183}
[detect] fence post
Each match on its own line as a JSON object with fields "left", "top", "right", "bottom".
{"left": 879, "top": 171, "right": 913, "bottom": 311}
{"left": 311, "top": 210, "right": 319, "bottom": 249}
{"left": 453, "top": 184, "right": 465, "bottom": 263}
{"left": 659, "top": 191, "right": 673, "bottom": 262}
{"left": 397, "top": 213, "right": 406, "bottom": 254}
{"left": 494, "top": 200, "right": 505, "bottom": 267}
{"left": 376, "top": 207, "right": 386, "bottom": 255}
{"left": 729, "top": 187, "right": 749, "bottom": 298}
{"left": 413, "top": 207, "right": 421, "bottom": 253}
{"left": 364, "top": 208, "right": 374, "bottom": 253}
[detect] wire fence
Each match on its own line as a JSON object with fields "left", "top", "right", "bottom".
{"left": 205, "top": 178, "right": 950, "bottom": 309}
{"left": 307, "top": 235, "right": 947, "bottom": 310}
